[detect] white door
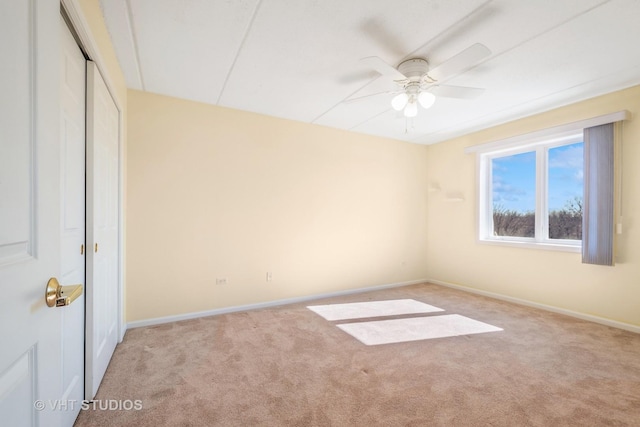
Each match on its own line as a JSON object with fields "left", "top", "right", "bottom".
{"left": 0, "top": 1, "right": 65, "bottom": 426}
{"left": 85, "top": 62, "right": 120, "bottom": 399}
{"left": 59, "top": 15, "right": 86, "bottom": 426}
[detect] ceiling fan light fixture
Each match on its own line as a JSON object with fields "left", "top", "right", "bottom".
{"left": 391, "top": 93, "right": 409, "bottom": 111}
{"left": 404, "top": 101, "right": 418, "bottom": 118}
{"left": 353, "top": 44, "right": 491, "bottom": 128}
{"left": 418, "top": 91, "right": 436, "bottom": 109}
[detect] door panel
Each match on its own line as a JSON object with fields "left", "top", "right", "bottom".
{"left": 0, "top": 0, "right": 63, "bottom": 426}
{"left": 0, "top": 0, "right": 35, "bottom": 266}
{"left": 86, "top": 62, "right": 119, "bottom": 399}
{"left": 59, "top": 15, "right": 86, "bottom": 427}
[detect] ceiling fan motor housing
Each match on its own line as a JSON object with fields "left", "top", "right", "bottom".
{"left": 398, "top": 58, "right": 429, "bottom": 82}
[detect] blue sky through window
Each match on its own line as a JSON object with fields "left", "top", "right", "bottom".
{"left": 491, "top": 142, "right": 583, "bottom": 213}
{"left": 548, "top": 142, "right": 583, "bottom": 211}
{"left": 492, "top": 151, "right": 536, "bottom": 213}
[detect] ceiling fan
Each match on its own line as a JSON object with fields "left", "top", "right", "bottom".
{"left": 352, "top": 43, "right": 491, "bottom": 118}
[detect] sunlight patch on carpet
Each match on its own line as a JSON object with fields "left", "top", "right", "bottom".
{"left": 307, "top": 299, "right": 444, "bottom": 321}
{"left": 337, "top": 314, "right": 503, "bottom": 345}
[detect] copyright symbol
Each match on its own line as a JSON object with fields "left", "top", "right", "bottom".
{"left": 34, "top": 400, "right": 46, "bottom": 411}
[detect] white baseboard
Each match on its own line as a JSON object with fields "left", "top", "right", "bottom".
{"left": 127, "top": 279, "right": 428, "bottom": 329}
{"left": 429, "top": 278, "right": 640, "bottom": 334}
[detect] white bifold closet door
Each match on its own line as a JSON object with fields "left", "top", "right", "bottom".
{"left": 59, "top": 14, "right": 87, "bottom": 427}
{"left": 85, "top": 61, "right": 120, "bottom": 400}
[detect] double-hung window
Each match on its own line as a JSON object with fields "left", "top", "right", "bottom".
{"left": 478, "top": 131, "right": 583, "bottom": 251}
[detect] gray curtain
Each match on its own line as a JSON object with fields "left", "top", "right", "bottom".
{"left": 582, "top": 123, "right": 614, "bottom": 266}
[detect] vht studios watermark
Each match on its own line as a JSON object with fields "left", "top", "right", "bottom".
{"left": 34, "top": 399, "right": 143, "bottom": 411}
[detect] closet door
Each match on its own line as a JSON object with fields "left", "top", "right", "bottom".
{"left": 85, "top": 61, "right": 119, "bottom": 400}
{"left": 59, "top": 14, "right": 86, "bottom": 426}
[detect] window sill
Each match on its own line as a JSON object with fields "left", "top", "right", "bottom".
{"left": 478, "top": 238, "right": 581, "bottom": 253}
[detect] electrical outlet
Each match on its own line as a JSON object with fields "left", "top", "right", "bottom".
{"left": 215, "top": 278, "right": 227, "bottom": 285}
{"left": 266, "top": 272, "right": 272, "bottom": 282}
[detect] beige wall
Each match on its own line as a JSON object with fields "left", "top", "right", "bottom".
{"left": 426, "top": 85, "right": 640, "bottom": 327}
{"left": 126, "top": 90, "right": 430, "bottom": 322}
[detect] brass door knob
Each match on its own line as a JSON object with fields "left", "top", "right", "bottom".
{"left": 45, "top": 278, "right": 83, "bottom": 307}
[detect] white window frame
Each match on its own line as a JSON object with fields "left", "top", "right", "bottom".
{"left": 466, "top": 111, "right": 630, "bottom": 253}
{"left": 478, "top": 131, "right": 583, "bottom": 252}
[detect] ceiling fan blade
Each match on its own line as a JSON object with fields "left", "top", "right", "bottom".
{"left": 359, "top": 56, "right": 408, "bottom": 81}
{"left": 428, "top": 43, "right": 491, "bottom": 82}
{"left": 343, "top": 90, "right": 398, "bottom": 104}
{"left": 430, "top": 85, "right": 485, "bottom": 99}
{"left": 360, "top": 19, "right": 407, "bottom": 58}
{"left": 337, "top": 70, "right": 379, "bottom": 85}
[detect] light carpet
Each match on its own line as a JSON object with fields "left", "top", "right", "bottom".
{"left": 307, "top": 298, "right": 443, "bottom": 321}
{"left": 337, "top": 313, "right": 503, "bottom": 345}
{"left": 74, "top": 283, "right": 640, "bottom": 426}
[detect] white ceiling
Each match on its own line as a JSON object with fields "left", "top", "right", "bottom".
{"left": 100, "top": 0, "right": 640, "bottom": 145}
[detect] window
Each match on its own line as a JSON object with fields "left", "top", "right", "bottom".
{"left": 478, "top": 132, "right": 584, "bottom": 251}
{"left": 547, "top": 142, "right": 583, "bottom": 240}
{"left": 467, "top": 111, "right": 628, "bottom": 254}
{"left": 491, "top": 151, "right": 536, "bottom": 238}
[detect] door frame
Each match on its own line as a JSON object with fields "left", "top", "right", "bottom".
{"left": 61, "top": 0, "right": 126, "bottom": 343}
